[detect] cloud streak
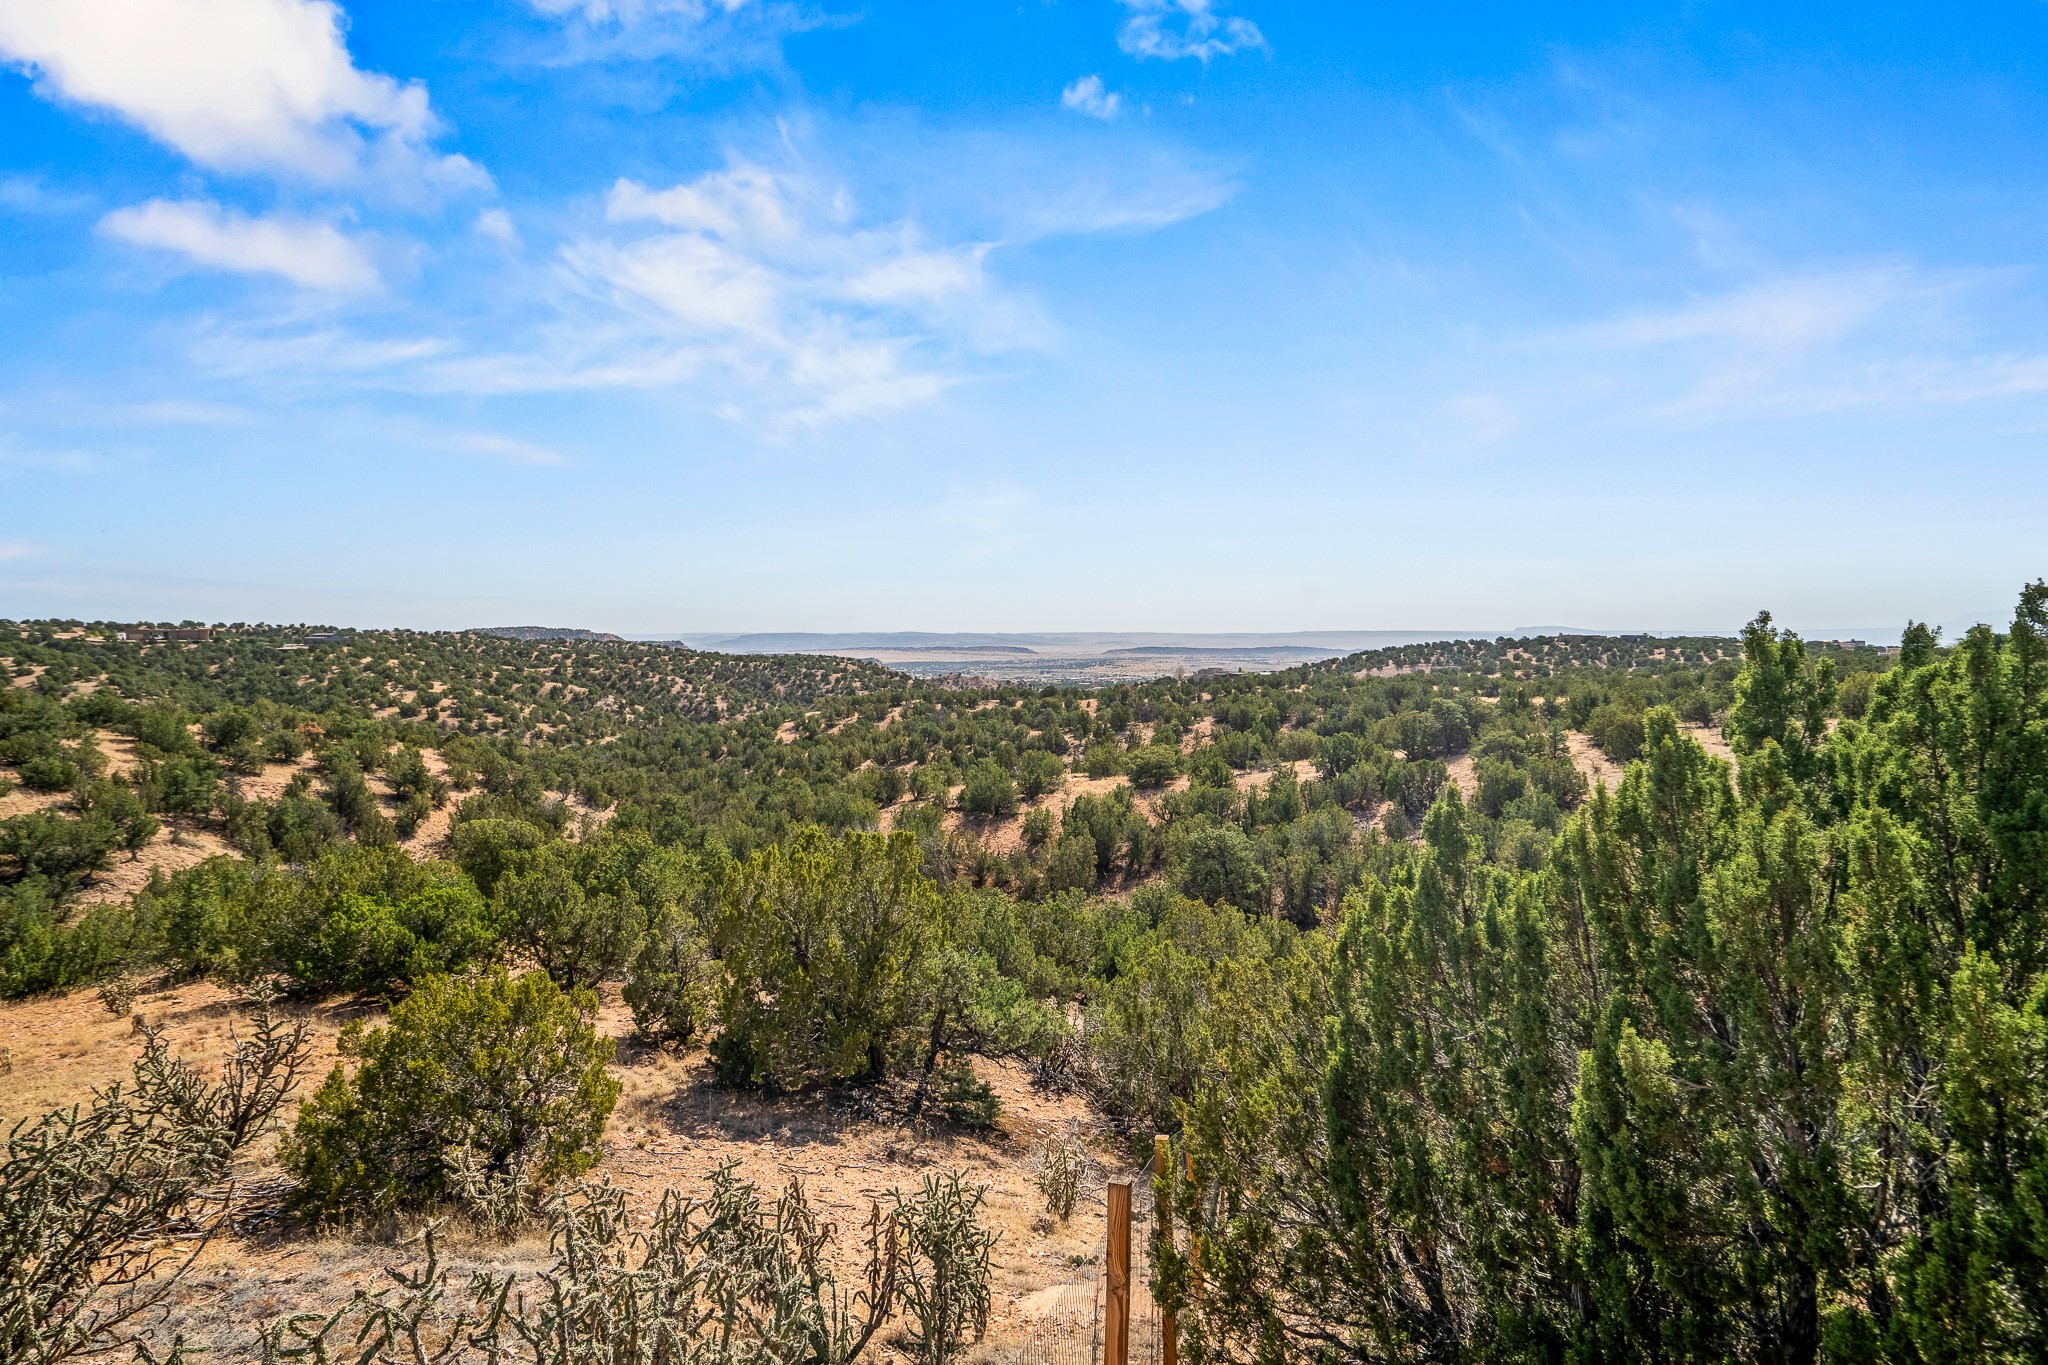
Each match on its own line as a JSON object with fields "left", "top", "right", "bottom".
{"left": 100, "top": 199, "right": 381, "bottom": 292}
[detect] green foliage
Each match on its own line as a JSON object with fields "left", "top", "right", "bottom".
{"left": 0, "top": 811, "right": 115, "bottom": 886}
{"left": 1082, "top": 740, "right": 1126, "bottom": 777}
{"left": 931, "top": 1057, "right": 1001, "bottom": 1130}
{"left": 283, "top": 968, "right": 618, "bottom": 1221}
{"left": 1156, "top": 584, "right": 2048, "bottom": 1365}
{"left": 1173, "top": 822, "right": 1267, "bottom": 911}
{"left": 958, "top": 758, "right": 1018, "bottom": 818}
{"left": 1586, "top": 694, "right": 1647, "bottom": 761}
{"left": 496, "top": 846, "right": 638, "bottom": 991}
{"left": 1015, "top": 748, "right": 1066, "bottom": 799}
{"left": 622, "top": 905, "right": 709, "bottom": 1043}
{"left": 1126, "top": 743, "right": 1183, "bottom": 789}
{"left": 1087, "top": 896, "right": 1293, "bottom": 1133}
{"left": 711, "top": 829, "right": 940, "bottom": 1089}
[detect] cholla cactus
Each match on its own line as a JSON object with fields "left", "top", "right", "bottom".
{"left": 0, "top": 992, "right": 312, "bottom": 1364}
{"left": 95, "top": 975, "right": 137, "bottom": 1018}
{"left": 1035, "top": 1131, "right": 1086, "bottom": 1222}
{"left": 263, "top": 1162, "right": 1005, "bottom": 1365}
{"left": 895, "top": 1172, "right": 996, "bottom": 1365}
{"left": 444, "top": 1139, "right": 535, "bottom": 1240}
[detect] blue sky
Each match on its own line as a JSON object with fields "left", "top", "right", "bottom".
{"left": 1, "top": 1, "right": 2043, "bottom": 635}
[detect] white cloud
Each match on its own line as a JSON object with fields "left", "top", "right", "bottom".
{"left": 1062, "top": 75, "right": 1122, "bottom": 120}
{"left": 525, "top": 161, "right": 1036, "bottom": 424}
{"left": 516, "top": 0, "right": 803, "bottom": 67}
{"left": 1117, "top": 0, "right": 1265, "bottom": 63}
{"left": 0, "top": 0, "right": 483, "bottom": 195}
{"left": 0, "top": 541, "right": 33, "bottom": 561}
{"left": 101, "top": 199, "right": 380, "bottom": 292}
{"left": 475, "top": 208, "right": 521, "bottom": 246}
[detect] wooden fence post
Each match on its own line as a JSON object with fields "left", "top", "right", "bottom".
{"left": 1155, "top": 1135, "right": 1178, "bottom": 1365}
{"left": 1106, "top": 1181, "right": 1131, "bottom": 1365}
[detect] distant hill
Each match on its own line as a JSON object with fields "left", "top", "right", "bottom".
{"left": 473, "top": 626, "right": 627, "bottom": 642}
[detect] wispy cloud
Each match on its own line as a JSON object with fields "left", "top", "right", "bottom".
{"left": 423, "top": 157, "right": 1048, "bottom": 425}
{"left": 1061, "top": 75, "right": 1122, "bottom": 121}
{"left": 100, "top": 199, "right": 381, "bottom": 293}
{"left": 119, "top": 400, "right": 256, "bottom": 425}
{"left": 516, "top": 0, "right": 816, "bottom": 66}
{"left": 446, "top": 432, "right": 571, "bottom": 466}
{"left": 1561, "top": 268, "right": 1926, "bottom": 352}
{"left": 0, "top": 0, "right": 485, "bottom": 200}
{"left": 527, "top": 0, "right": 748, "bottom": 21}
{"left": 0, "top": 173, "right": 94, "bottom": 216}
{"left": 1522, "top": 264, "right": 2048, "bottom": 422}
{"left": 0, "top": 541, "right": 34, "bottom": 561}
{"left": 1117, "top": 0, "right": 1265, "bottom": 63}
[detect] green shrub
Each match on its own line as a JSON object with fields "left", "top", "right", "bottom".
{"left": 933, "top": 1056, "right": 1001, "bottom": 1130}
{"left": 18, "top": 754, "right": 81, "bottom": 792}
{"left": 1015, "top": 749, "right": 1066, "bottom": 799}
{"left": 1836, "top": 668, "right": 1876, "bottom": 720}
{"left": 1586, "top": 699, "right": 1646, "bottom": 761}
{"left": 623, "top": 906, "right": 710, "bottom": 1043}
{"left": 283, "top": 968, "right": 618, "bottom": 1221}
{"left": 1082, "top": 741, "right": 1125, "bottom": 778}
{"left": 0, "top": 811, "right": 116, "bottom": 886}
{"left": 296, "top": 883, "right": 498, "bottom": 997}
{"left": 446, "top": 816, "right": 548, "bottom": 896}
{"left": 1174, "top": 822, "right": 1267, "bottom": 911}
{"left": 496, "top": 849, "right": 638, "bottom": 991}
{"left": 711, "top": 829, "right": 939, "bottom": 1089}
{"left": 1125, "top": 744, "right": 1182, "bottom": 789}
{"left": 958, "top": 760, "right": 1018, "bottom": 818}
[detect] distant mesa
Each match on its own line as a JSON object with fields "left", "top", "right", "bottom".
{"left": 1104, "top": 645, "right": 1334, "bottom": 658}
{"left": 474, "top": 626, "right": 627, "bottom": 643}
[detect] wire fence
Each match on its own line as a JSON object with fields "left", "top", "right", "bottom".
{"left": 980, "top": 1155, "right": 1167, "bottom": 1365}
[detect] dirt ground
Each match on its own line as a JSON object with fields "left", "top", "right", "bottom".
{"left": 0, "top": 977, "right": 1134, "bottom": 1360}
{"left": 1565, "top": 724, "right": 1735, "bottom": 795}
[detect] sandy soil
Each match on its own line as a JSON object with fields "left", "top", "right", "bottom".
{"left": 1238, "top": 759, "right": 1316, "bottom": 795}
{"left": 1442, "top": 752, "right": 1479, "bottom": 801}
{"left": 1565, "top": 724, "right": 1735, "bottom": 794}
{"left": 76, "top": 824, "right": 240, "bottom": 906}
{"left": 1565, "top": 731, "right": 1631, "bottom": 793}
{"left": 0, "top": 979, "right": 1131, "bottom": 1357}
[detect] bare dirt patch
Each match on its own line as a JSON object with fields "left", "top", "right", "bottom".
{"left": 76, "top": 823, "right": 239, "bottom": 906}
{"left": 1565, "top": 731, "right": 1630, "bottom": 793}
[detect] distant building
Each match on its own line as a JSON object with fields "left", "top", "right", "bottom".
{"left": 113, "top": 624, "right": 215, "bottom": 643}
{"left": 302, "top": 632, "right": 350, "bottom": 646}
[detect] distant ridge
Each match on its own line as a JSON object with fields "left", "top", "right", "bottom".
{"left": 1105, "top": 644, "right": 1334, "bottom": 658}
{"left": 473, "top": 626, "right": 627, "bottom": 642}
